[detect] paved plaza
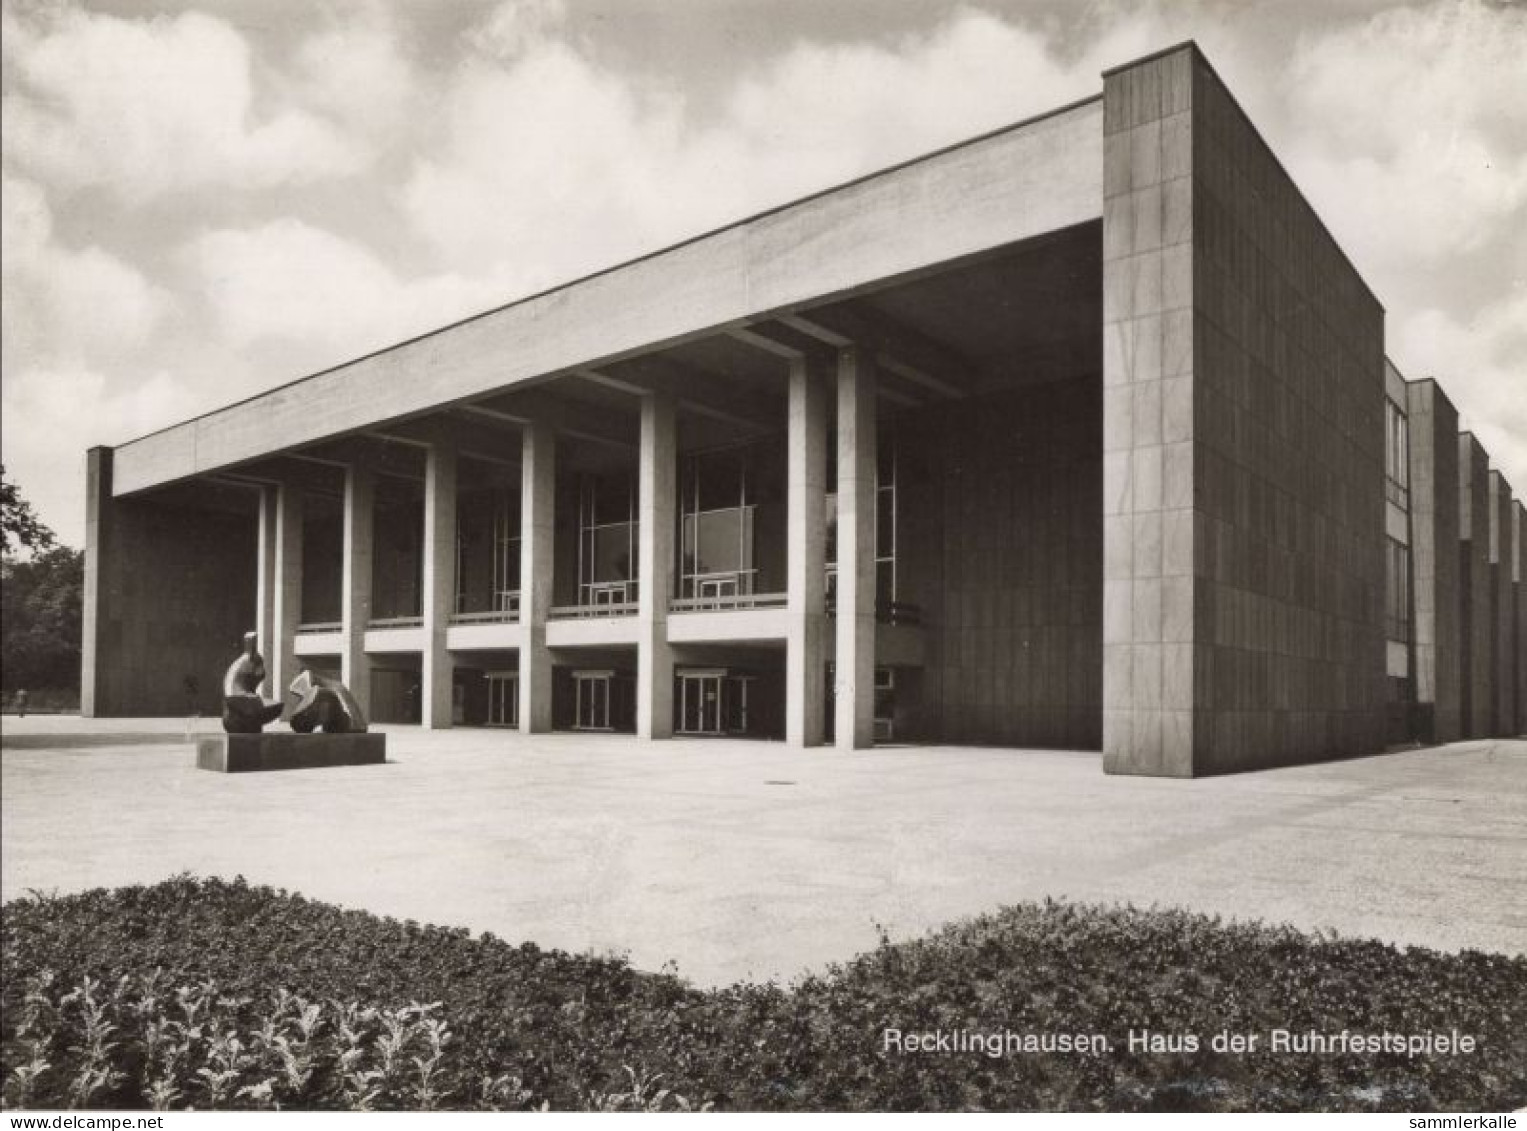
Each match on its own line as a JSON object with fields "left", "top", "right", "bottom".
{"left": 2, "top": 718, "right": 1523, "bottom": 985}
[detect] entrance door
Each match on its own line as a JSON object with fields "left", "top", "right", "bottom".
{"left": 486, "top": 672, "right": 518, "bottom": 728}
{"left": 678, "top": 672, "right": 723, "bottom": 734}
{"left": 575, "top": 673, "right": 612, "bottom": 730}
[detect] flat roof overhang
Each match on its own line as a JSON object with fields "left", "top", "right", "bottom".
{"left": 111, "top": 95, "right": 1104, "bottom": 498}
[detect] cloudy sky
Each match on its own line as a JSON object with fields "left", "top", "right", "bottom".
{"left": 2, "top": 0, "right": 1523, "bottom": 546}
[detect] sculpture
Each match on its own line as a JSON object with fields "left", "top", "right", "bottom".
{"left": 288, "top": 669, "right": 369, "bottom": 734}
{"left": 221, "top": 632, "right": 284, "bottom": 734}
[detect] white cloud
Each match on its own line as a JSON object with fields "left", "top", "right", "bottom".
{"left": 179, "top": 217, "right": 513, "bottom": 363}
{"left": 292, "top": 10, "right": 417, "bottom": 146}
{"left": 468, "top": 0, "right": 568, "bottom": 59}
{"left": 0, "top": 363, "right": 190, "bottom": 544}
{"left": 401, "top": 43, "right": 691, "bottom": 280}
{"left": 1278, "top": 0, "right": 1527, "bottom": 272}
{"left": 2, "top": 7, "right": 368, "bottom": 201}
{"left": 1262, "top": 0, "right": 1527, "bottom": 494}
{"left": 1, "top": 173, "right": 172, "bottom": 367}
{"left": 397, "top": 7, "right": 1172, "bottom": 286}
{"left": 1392, "top": 293, "right": 1527, "bottom": 495}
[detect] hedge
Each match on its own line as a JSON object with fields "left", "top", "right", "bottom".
{"left": 3, "top": 876, "right": 1522, "bottom": 1111}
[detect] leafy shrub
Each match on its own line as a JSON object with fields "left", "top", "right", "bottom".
{"left": 3, "top": 876, "right": 1522, "bottom": 1111}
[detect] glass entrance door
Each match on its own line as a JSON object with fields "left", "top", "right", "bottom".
{"left": 678, "top": 672, "right": 723, "bottom": 734}
{"left": 575, "top": 673, "right": 612, "bottom": 730}
{"left": 486, "top": 672, "right": 518, "bottom": 728}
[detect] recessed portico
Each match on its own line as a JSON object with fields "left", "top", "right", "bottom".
{"left": 87, "top": 155, "right": 1106, "bottom": 748}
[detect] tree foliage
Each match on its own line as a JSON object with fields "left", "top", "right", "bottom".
{"left": 1, "top": 546, "right": 83, "bottom": 693}
{"left": 1, "top": 465, "right": 56, "bottom": 556}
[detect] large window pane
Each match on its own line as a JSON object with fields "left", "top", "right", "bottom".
{"left": 592, "top": 522, "right": 635, "bottom": 583}
{"left": 696, "top": 449, "right": 744, "bottom": 511}
{"left": 695, "top": 509, "right": 743, "bottom": 575}
{"left": 590, "top": 474, "right": 632, "bottom": 525}
{"left": 876, "top": 558, "right": 895, "bottom": 610}
{"left": 876, "top": 486, "right": 894, "bottom": 559}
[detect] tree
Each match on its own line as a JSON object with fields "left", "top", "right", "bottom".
{"left": 2, "top": 470, "right": 79, "bottom": 697}
{"left": 1, "top": 464, "right": 56, "bottom": 556}
{"left": 1, "top": 546, "right": 83, "bottom": 695}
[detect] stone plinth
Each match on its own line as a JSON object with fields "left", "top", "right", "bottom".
{"left": 197, "top": 732, "right": 386, "bottom": 773}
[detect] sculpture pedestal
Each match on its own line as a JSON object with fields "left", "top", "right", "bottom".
{"left": 197, "top": 732, "right": 387, "bottom": 773}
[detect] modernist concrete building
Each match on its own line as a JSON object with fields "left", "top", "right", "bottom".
{"left": 82, "top": 44, "right": 1525, "bottom": 774}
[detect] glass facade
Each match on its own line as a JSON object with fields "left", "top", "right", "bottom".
{"left": 1385, "top": 397, "right": 1409, "bottom": 508}
{"left": 372, "top": 489, "right": 422, "bottom": 620}
{"left": 824, "top": 426, "right": 897, "bottom": 615}
{"left": 1385, "top": 537, "right": 1411, "bottom": 643}
{"left": 678, "top": 440, "right": 785, "bottom": 600}
{"left": 577, "top": 472, "right": 638, "bottom": 605}
{"left": 455, "top": 486, "right": 519, "bottom": 615}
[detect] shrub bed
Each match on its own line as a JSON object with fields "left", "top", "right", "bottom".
{"left": 3, "top": 876, "right": 1522, "bottom": 1111}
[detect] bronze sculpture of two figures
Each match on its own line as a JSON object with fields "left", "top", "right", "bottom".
{"left": 221, "top": 632, "right": 368, "bottom": 735}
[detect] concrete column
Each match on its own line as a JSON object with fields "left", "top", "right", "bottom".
{"left": 1516, "top": 502, "right": 1527, "bottom": 735}
{"left": 255, "top": 485, "right": 278, "bottom": 696}
{"left": 422, "top": 445, "right": 458, "bottom": 729}
{"left": 1488, "top": 471, "right": 1515, "bottom": 737}
{"left": 270, "top": 483, "right": 304, "bottom": 711}
{"left": 834, "top": 346, "right": 877, "bottom": 750}
{"left": 786, "top": 355, "right": 828, "bottom": 747}
{"left": 1458, "top": 434, "right": 1491, "bottom": 738}
{"left": 1403, "top": 379, "right": 1460, "bottom": 744}
{"left": 1104, "top": 44, "right": 1388, "bottom": 775}
{"left": 519, "top": 422, "right": 555, "bottom": 733}
{"left": 81, "top": 447, "right": 114, "bottom": 717}
{"left": 342, "top": 463, "right": 375, "bottom": 715}
{"left": 636, "top": 392, "right": 677, "bottom": 740}
{"left": 82, "top": 446, "right": 261, "bottom": 717}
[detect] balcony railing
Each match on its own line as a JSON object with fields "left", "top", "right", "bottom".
{"left": 825, "top": 599, "right": 923, "bottom": 626}
{"left": 367, "top": 616, "right": 423, "bottom": 629}
{"left": 296, "top": 622, "right": 342, "bottom": 635}
{"left": 882, "top": 601, "right": 922, "bottom": 626}
{"left": 450, "top": 608, "right": 520, "bottom": 625}
{"left": 550, "top": 602, "right": 639, "bottom": 619}
{"left": 670, "top": 591, "right": 787, "bottom": 613}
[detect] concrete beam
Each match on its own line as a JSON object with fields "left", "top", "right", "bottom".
{"left": 293, "top": 437, "right": 426, "bottom": 481}
{"left": 116, "top": 94, "right": 1100, "bottom": 495}
{"left": 780, "top": 302, "right": 975, "bottom": 398}
{"left": 724, "top": 322, "right": 836, "bottom": 365}
{"left": 465, "top": 390, "right": 638, "bottom": 451}
{"left": 726, "top": 322, "right": 921, "bottom": 407}
{"left": 574, "top": 360, "right": 780, "bottom": 433}
{"left": 216, "top": 458, "right": 346, "bottom": 498}
{"left": 369, "top": 415, "right": 521, "bottom": 468}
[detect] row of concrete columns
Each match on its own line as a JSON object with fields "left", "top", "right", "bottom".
{"left": 253, "top": 347, "right": 881, "bottom": 749}
{"left": 1404, "top": 382, "right": 1525, "bottom": 743}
